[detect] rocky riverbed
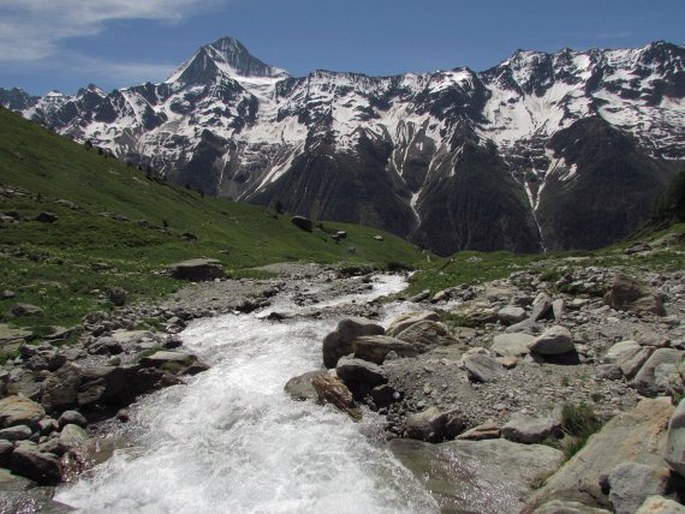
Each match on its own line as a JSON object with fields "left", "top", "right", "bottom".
{"left": 0, "top": 254, "right": 684, "bottom": 512}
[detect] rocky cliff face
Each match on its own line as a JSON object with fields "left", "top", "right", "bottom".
{"left": 3, "top": 37, "right": 684, "bottom": 254}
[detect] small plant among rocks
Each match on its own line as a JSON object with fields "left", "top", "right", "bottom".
{"left": 560, "top": 402, "right": 603, "bottom": 460}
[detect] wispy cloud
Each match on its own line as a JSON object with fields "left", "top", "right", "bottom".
{"left": 0, "top": 0, "right": 222, "bottom": 61}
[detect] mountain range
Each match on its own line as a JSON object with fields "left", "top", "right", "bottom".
{"left": 2, "top": 37, "right": 683, "bottom": 255}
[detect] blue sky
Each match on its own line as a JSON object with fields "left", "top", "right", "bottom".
{"left": 1, "top": 0, "right": 683, "bottom": 96}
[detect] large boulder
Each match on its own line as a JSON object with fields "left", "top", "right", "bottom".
{"left": 353, "top": 335, "right": 418, "bottom": 364}
{"left": 390, "top": 438, "right": 563, "bottom": 513}
{"left": 531, "top": 292, "right": 554, "bottom": 321}
{"left": 664, "top": 398, "right": 685, "bottom": 478}
{"left": 335, "top": 357, "right": 387, "bottom": 389}
{"left": 527, "top": 398, "right": 675, "bottom": 510}
{"left": 386, "top": 311, "right": 439, "bottom": 337}
{"left": 604, "top": 274, "right": 666, "bottom": 316}
{"left": 607, "top": 462, "right": 670, "bottom": 514}
{"left": 631, "top": 349, "right": 684, "bottom": 397}
{"left": 322, "top": 318, "right": 384, "bottom": 368}
{"left": 449, "top": 301, "right": 499, "bottom": 327}
{"left": 310, "top": 374, "right": 361, "bottom": 421}
{"left": 393, "top": 320, "right": 456, "bottom": 349}
{"left": 404, "top": 407, "right": 448, "bottom": 443}
{"left": 603, "top": 340, "right": 654, "bottom": 379}
{"left": 290, "top": 215, "right": 313, "bottom": 232}
{"left": 284, "top": 370, "right": 327, "bottom": 402}
{"left": 461, "top": 350, "right": 504, "bottom": 383}
{"left": 491, "top": 333, "right": 535, "bottom": 357}
{"left": 168, "top": 258, "right": 225, "bottom": 282}
{"left": 77, "top": 365, "right": 181, "bottom": 409}
{"left": 0, "top": 395, "right": 45, "bottom": 429}
{"left": 497, "top": 306, "right": 528, "bottom": 325}
{"left": 40, "top": 363, "right": 82, "bottom": 413}
{"left": 528, "top": 326, "right": 575, "bottom": 356}
{"left": 9, "top": 445, "right": 62, "bottom": 485}
{"left": 58, "top": 424, "right": 90, "bottom": 451}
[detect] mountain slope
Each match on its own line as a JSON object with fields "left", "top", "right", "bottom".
{"left": 3, "top": 38, "right": 684, "bottom": 255}
{"left": 0, "top": 107, "right": 424, "bottom": 331}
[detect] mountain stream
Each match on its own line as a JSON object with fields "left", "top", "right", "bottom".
{"left": 55, "top": 275, "right": 439, "bottom": 513}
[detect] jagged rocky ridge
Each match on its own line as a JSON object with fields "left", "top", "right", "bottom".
{"left": 2, "top": 38, "right": 684, "bottom": 254}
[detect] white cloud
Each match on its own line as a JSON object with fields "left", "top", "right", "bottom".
{"left": 0, "top": 0, "right": 223, "bottom": 61}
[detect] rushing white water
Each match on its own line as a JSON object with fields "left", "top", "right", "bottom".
{"left": 56, "top": 275, "right": 439, "bottom": 513}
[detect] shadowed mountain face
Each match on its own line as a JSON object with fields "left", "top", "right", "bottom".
{"left": 3, "top": 37, "right": 684, "bottom": 255}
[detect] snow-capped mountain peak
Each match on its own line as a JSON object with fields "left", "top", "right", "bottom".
{"left": 2, "top": 38, "right": 683, "bottom": 256}
{"left": 167, "top": 36, "right": 289, "bottom": 86}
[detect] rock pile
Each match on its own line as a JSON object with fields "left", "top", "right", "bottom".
{"left": 287, "top": 263, "right": 685, "bottom": 512}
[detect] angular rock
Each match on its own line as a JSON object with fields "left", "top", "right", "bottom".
{"left": 505, "top": 317, "right": 542, "bottom": 335}
{"left": 531, "top": 292, "right": 554, "bottom": 321}
{"left": 390, "top": 438, "right": 563, "bottom": 514}
{"left": 310, "top": 373, "right": 361, "bottom": 421}
{"left": 528, "top": 398, "right": 675, "bottom": 510}
{"left": 0, "top": 425, "right": 32, "bottom": 441}
{"left": 405, "top": 407, "right": 448, "bottom": 443}
{"left": 168, "top": 258, "right": 225, "bottom": 282}
{"left": 139, "top": 351, "right": 196, "bottom": 368}
{"left": 58, "top": 410, "right": 87, "bottom": 429}
{"left": 498, "top": 306, "right": 527, "bottom": 325}
{"left": 408, "top": 290, "right": 430, "bottom": 302}
{"left": 450, "top": 301, "right": 499, "bottom": 327}
{"left": 9, "top": 445, "right": 62, "bottom": 485}
{"left": 552, "top": 299, "right": 566, "bottom": 320}
{"left": 58, "top": 424, "right": 90, "bottom": 450}
{"left": 290, "top": 215, "right": 312, "bottom": 232}
{"left": 631, "top": 348, "right": 684, "bottom": 397}
{"left": 0, "top": 323, "right": 31, "bottom": 344}
{"left": 40, "top": 363, "right": 82, "bottom": 413}
{"left": 608, "top": 462, "right": 669, "bottom": 514}
{"left": 456, "top": 421, "right": 501, "bottom": 441}
{"left": 335, "top": 357, "right": 387, "bottom": 388}
{"left": 322, "top": 317, "right": 384, "bottom": 368}
{"left": 491, "top": 333, "right": 534, "bottom": 357}
{"left": 370, "top": 384, "right": 401, "bottom": 408}
{"left": 0, "top": 395, "right": 45, "bottom": 429}
{"left": 35, "top": 212, "right": 58, "bottom": 223}
{"left": 604, "top": 273, "right": 666, "bottom": 316}
{"left": 353, "top": 335, "right": 417, "bottom": 364}
{"left": 461, "top": 350, "right": 504, "bottom": 383}
{"left": 502, "top": 414, "right": 562, "bottom": 444}
{"left": 665, "top": 398, "right": 685, "bottom": 478}
{"left": 393, "top": 320, "right": 456, "bottom": 349}
{"left": 284, "top": 370, "right": 327, "bottom": 402}
{"left": 11, "top": 303, "right": 44, "bottom": 317}
{"left": 635, "top": 496, "right": 685, "bottom": 513}
{"left": 528, "top": 326, "right": 575, "bottom": 356}
{"left": 77, "top": 365, "right": 181, "bottom": 409}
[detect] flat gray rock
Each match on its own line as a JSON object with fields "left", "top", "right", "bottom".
{"left": 528, "top": 398, "right": 675, "bottom": 511}
{"left": 608, "top": 462, "right": 669, "bottom": 514}
{"left": 491, "top": 333, "right": 534, "bottom": 357}
{"left": 390, "top": 438, "right": 563, "bottom": 514}
{"left": 502, "top": 414, "right": 561, "bottom": 444}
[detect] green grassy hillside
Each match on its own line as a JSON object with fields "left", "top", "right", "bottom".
{"left": 0, "top": 107, "right": 425, "bottom": 333}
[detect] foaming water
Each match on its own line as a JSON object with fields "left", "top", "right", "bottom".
{"left": 56, "top": 275, "right": 438, "bottom": 513}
